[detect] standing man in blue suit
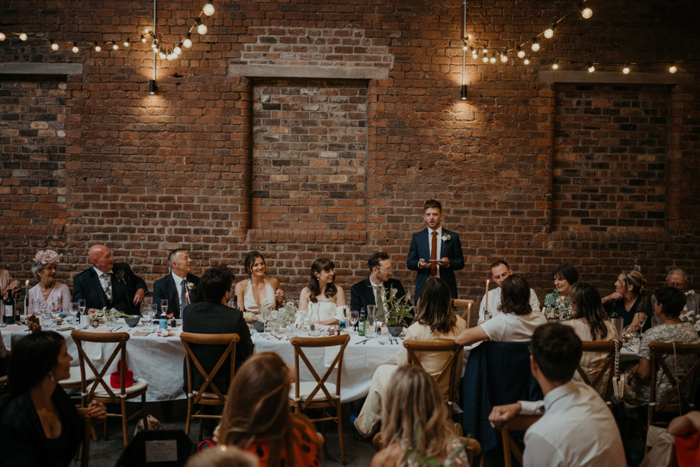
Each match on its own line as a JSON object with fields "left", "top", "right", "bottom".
{"left": 407, "top": 200, "right": 465, "bottom": 303}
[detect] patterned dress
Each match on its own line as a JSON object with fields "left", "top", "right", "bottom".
{"left": 244, "top": 417, "right": 321, "bottom": 467}
{"left": 543, "top": 289, "right": 574, "bottom": 321}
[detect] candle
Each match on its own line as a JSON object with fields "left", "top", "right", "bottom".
{"left": 484, "top": 279, "right": 490, "bottom": 318}
{"left": 24, "top": 279, "right": 30, "bottom": 314}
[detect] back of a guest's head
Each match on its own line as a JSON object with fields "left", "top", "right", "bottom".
{"left": 499, "top": 275, "right": 532, "bottom": 315}
{"left": 185, "top": 446, "right": 257, "bottom": 467}
{"left": 621, "top": 268, "right": 647, "bottom": 295}
{"left": 570, "top": 283, "right": 609, "bottom": 340}
{"left": 200, "top": 266, "right": 234, "bottom": 303}
{"left": 552, "top": 263, "right": 578, "bottom": 285}
{"left": 219, "top": 352, "right": 292, "bottom": 449}
{"left": 415, "top": 277, "right": 456, "bottom": 334}
{"left": 8, "top": 331, "right": 65, "bottom": 396}
{"left": 531, "top": 323, "right": 582, "bottom": 384}
{"left": 381, "top": 365, "right": 455, "bottom": 461}
{"left": 654, "top": 286, "right": 686, "bottom": 318}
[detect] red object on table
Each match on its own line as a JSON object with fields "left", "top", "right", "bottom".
{"left": 676, "top": 431, "right": 700, "bottom": 467}
{"left": 110, "top": 359, "right": 134, "bottom": 388}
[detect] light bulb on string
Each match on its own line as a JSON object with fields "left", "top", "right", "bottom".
{"left": 669, "top": 65, "right": 677, "bottom": 73}
{"left": 523, "top": 56, "right": 530, "bottom": 65}
{"left": 588, "top": 62, "right": 595, "bottom": 73}
{"left": 174, "top": 43, "right": 182, "bottom": 55}
{"left": 141, "top": 35, "right": 147, "bottom": 43}
{"left": 159, "top": 51, "right": 166, "bottom": 59}
{"left": 489, "top": 53, "right": 496, "bottom": 64}
{"left": 462, "top": 44, "right": 467, "bottom": 52}
{"left": 123, "top": 40, "right": 130, "bottom": 47}
{"left": 112, "top": 43, "right": 119, "bottom": 50}
{"left": 466, "top": 34, "right": 472, "bottom": 41}
{"left": 482, "top": 56, "right": 488, "bottom": 63}
{"left": 531, "top": 38, "right": 540, "bottom": 52}
{"left": 203, "top": 2, "right": 215, "bottom": 16}
{"left": 517, "top": 46, "right": 525, "bottom": 59}
{"left": 552, "top": 61, "right": 559, "bottom": 70}
{"left": 579, "top": 3, "right": 593, "bottom": 19}
{"left": 94, "top": 42, "right": 102, "bottom": 52}
{"left": 544, "top": 24, "right": 555, "bottom": 39}
{"left": 197, "top": 21, "right": 208, "bottom": 35}
{"left": 151, "top": 40, "right": 159, "bottom": 50}
{"left": 72, "top": 42, "right": 79, "bottom": 53}
{"left": 622, "top": 65, "right": 630, "bottom": 74}
{"left": 183, "top": 34, "right": 193, "bottom": 48}
{"left": 471, "top": 47, "right": 477, "bottom": 59}
{"left": 51, "top": 41, "right": 59, "bottom": 51}
{"left": 482, "top": 48, "right": 487, "bottom": 55}
{"left": 500, "top": 52, "right": 508, "bottom": 63}
{"left": 0, "top": 32, "right": 6, "bottom": 42}
{"left": 19, "top": 33, "right": 28, "bottom": 41}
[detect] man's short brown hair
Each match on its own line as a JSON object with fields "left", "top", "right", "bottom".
{"left": 423, "top": 200, "right": 442, "bottom": 212}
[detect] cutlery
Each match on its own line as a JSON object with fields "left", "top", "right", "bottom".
{"left": 361, "top": 339, "right": 369, "bottom": 345}
{"left": 355, "top": 338, "right": 370, "bottom": 345}
{"left": 271, "top": 333, "right": 282, "bottom": 340}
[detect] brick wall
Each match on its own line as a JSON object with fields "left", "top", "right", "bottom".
{"left": 1, "top": 0, "right": 699, "bottom": 303}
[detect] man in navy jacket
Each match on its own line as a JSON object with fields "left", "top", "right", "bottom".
{"left": 350, "top": 252, "right": 409, "bottom": 323}
{"left": 407, "top": 200, "right": 465, "bottom": 303}
{"left": 153, "top": 249, "right": 201, "bottom": 319}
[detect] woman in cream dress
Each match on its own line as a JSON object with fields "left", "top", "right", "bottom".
{"left": 234, "top": 251, "right": 286, "bottom": 322}
{"left": 27, "top": 250, "right": 72, "bottom": 314}
{"left": 354, "top": 277, "right": 466, "bottom": 438}
{"left": 298, "top": 258, "right": 347, "bottom": 325}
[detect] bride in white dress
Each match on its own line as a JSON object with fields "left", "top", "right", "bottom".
{"left": 234, "top": 251, "right": 286, "bottom": 321}
{"left": 298, "top": 258, "right": 347, "bottom": 325}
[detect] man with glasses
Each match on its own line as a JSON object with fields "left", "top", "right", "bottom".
{"left": 666, "top": 268, "right": 700, "bottom": 313}
{"left": 350, "top": 252, "right": 409, "bottom": 323}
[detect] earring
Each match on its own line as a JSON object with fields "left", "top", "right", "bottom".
{"left": 49, "top": 373, "right": 55, "bottom": 382}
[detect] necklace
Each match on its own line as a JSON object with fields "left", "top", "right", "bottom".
{"left": 40, "top": 282, "right": 55, "bottom": 301}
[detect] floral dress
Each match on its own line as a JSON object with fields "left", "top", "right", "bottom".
{"left": 543, "top": 289, "right": 574, "bottom": 321}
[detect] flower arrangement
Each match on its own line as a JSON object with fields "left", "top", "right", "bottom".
{"left": 382, "top": 286, "right": 414, "bottom": 328}
{"left": 33, "top": 249, "right": 61, "bottom": 264}
{"left": 264, "top": 303, "right": 297, "bottom": 331}
{"left": 680, "top": 309, "right": 700, "bottom": 332}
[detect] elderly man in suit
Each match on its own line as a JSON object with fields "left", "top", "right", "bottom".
{"left": 407, "top": 200, "right": 465, "bottom": 303}
{"left": 153, "top": 249, "right": 200, "bottom": 319}
{"left": 72, "top": 244, "right": 147, "bottom": 314}
{"left": 350, "top": 252, "right": 409, "bottom": 323}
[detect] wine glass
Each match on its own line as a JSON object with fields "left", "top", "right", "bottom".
{"left": 142, "top": 304, "right": 154, "bottom": 332}
{"left": 637, "top": 312, "right": 647, "bottom": 331}
{"left": 78, "top": 299, "right": 86, "bottom": 316}
{"left": 69, "top": 302, "right": 80, "bottom": 325}
{"left": 161, "top": 299, "right": 169, "bottom": 317}
{"left": 350, "top": 310, "right": 359, "bottom": 332}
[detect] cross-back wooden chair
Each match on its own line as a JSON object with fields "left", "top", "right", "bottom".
{"left": 453, "top": 299, "right": 476, "bottom": 329}
{"left": 646, "top": 342, "right": 700, "bottom": 454}
{"left": 180, "top": 332, "right": 240, "bottom": 440}
{"left": 71, "top": 330, "right": 149, "bottom": 446}
{"left": 289, "top": 334, "right": 350, "bottom": 464}
{"left": 403, "top": 339, "right": 463, "bottom": 419}
{"left": 576, "top": 340, "right": 617, "bottom": 403}
{"left": 500, "top": 415, "right": 541, "bottom": 467}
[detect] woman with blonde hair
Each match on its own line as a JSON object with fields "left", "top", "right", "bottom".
{"left": 217, "top": 352, "right": 321, "bottom": 467}
{"left": 602, "top": 268, "right": 651, "bottom": 332}
{"left": 372, "top": 365, "right": 468, "bottom": 467}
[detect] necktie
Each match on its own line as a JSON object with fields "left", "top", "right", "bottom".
{"left": 375, "top": 285, "right": 385, "bottom": 322}
{"left": 101, "top": 273, "right": 112, "bottom": 301}
{"left": 430, "top": 231, "right": 438, "bottom": 277}
{"left": 180, "top": 279, "right": 188, "bottom": 317}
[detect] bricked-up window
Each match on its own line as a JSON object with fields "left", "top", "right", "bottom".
{"left": 252, "top": 79, "right": 367, "bottom": 232}
{"left": 553, "top": 84, "right": 668, "bottom": 233}
{"left": 0, "top": 79, "right": 67, "bottom": 231}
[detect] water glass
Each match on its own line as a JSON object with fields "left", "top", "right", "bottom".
{"left": 377, "top": 328, "right": 389, "bottom": 345}
{"left": 350, "top": 310, "right": 359, "bottom": 332}
{"left": 78, "top": 299, "right": 86, "bottom": 315}
{"left": 638, "top": 312, "right": 647, "bottom": 330}
{"left": 69, "top": 302, "right": 80, "bottom": 324}
{"left": 41, "top": 312, "right": 56, "bottom": 329}
{"left": 366, "top": 305, "right": 377, "bottom": 337}
{"left": 161, "top": 299, "right": 169, "bottom": 316}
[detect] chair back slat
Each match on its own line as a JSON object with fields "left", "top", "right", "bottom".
{"left": 648, "top": 342, "right": 700, "bottom": 414}
{"left": 500, "top": 415, "right": 541, "bottom": 467}
{"left": 71, "top": 330, "right": 130, "bottom": 401}
{"left": 179, "top": 332, "right": 240, "bottom": 404}
{"left": 403, "top": 339, "right": 462, "bottom": 406}
{"left": 452, "top": 299, "right": 476, "bottom": 329}
{"left": 576, "top": 340, "right": 616, "bottom": 402}
{"left": 290, "top": 334, "right": 350, "bottom": 410}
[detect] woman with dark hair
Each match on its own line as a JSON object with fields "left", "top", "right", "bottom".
{"left": 372, "top": 365, "right": 467, "bottom": 467}
{"left": 602, "top": 268, "right": 651, "bottom": 331}
{"left": 298, "top": 258, "right": 346, "bottom": 325}
{"left": 27, "top": 249, "right": 72, "bottom": 314}
{"left": 564, "top": 283, "right": 619, "bottom": 396}
{"left": 355, "top": 277, "right": 466, "bottom": 438}
{"left": 543, "top": 263, "right": 579, "bottom": 321}
{"left": 456, "top": 275, "right": 547, "bottom": 346}
{"left": 216, "top": 352, "right": 321, "bottom": 467}
{"left": 0, "top": 331, "right": 106, "bottom": 466}
{"left": 234, "top": 251, "right": 285, "bottom": 319}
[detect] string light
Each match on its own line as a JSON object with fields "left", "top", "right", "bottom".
{"left": 159, "top": 51, "right": 166, "bottom": 60}
{"left": 489, "top": 53, "right": 496, "bottom": 64}
{"left": 123, "top": 40, "right": 130, "bottom": 47}
{"left": 544, "top": 24, "right": 555, "bottom": 39}
{"left": 669, "top": 65, "right": 677, "bottom": 73}
{"left": 0, "top": 32, "right": 5, "bottom": 41}
{"left": 141, "top": 35, "right": 147, "bottom": 43}
{"left": 482, "top": 55, "right": 488, "bottom": 63}
{"left": 203, "top": 2, "right": 215, "bottom": 16}
{"left": 72, "top": 42, "right": 79, "bottom": 53}
{"left": 552, "top": 61, "right": 559, "bottom": 70}
{"left": 500, "top": 52, "right": 508, "bottom": 63}
{"left": 19, "top": 33, "right": 28, "bottom": 41}
{"left": 94, "top": 42, "right": 102, "bottom": 52}
{"left": 587, "top": 62, "right": 595, "bottom": 73}
{"left": 482, "top": 48, "right": 487, "bottom": 55}
{"left": 523, "top": 56, "right": 530, "bottom": 65}
{"left": 112, "top": 43, "right": 119, "bottom": 50}
{"left": 622, "top": 65, "right": 630, "bottom": 74}
{"left": 579, "top": 3, "right": 593, "bottom": 19}
{"left": 517, "top": 46, "right": 525, "bottom": 59}
{"left": 531, "top": 38, "right": 540, "bottom": 52}
{"left": 51, "top": 41, "right": 59, "bottom": 51}
{"left": 174, "top": 43, "right": 182, "bottom": 55}
{"left": 196, "top": 20, "right": 208, "bottom": 35}
{"left": 183, "top": 34, "right": 192, "bottom": 48}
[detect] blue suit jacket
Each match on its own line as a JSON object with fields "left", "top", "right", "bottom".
{"left": 407, "top": 228, "right": 464, "bottom": 303}
{"left": 152, "top": 273, "right": 201, "bottom": 319}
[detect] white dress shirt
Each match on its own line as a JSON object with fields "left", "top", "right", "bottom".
{"left": 479, "top": 310, "right": 547, "bottom": 342}
{"left": 428, "top": 226, "right": 442, "bottom": 278}
{"left": 519, "top": 381, "right": 626, "bottom": 467}
{"left": 478, "top": 287, "right": 542, "bottom": 324}
{"left": 171, "top": 272, "right": 187, "bottom": 306}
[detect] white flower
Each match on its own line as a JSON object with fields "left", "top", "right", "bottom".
{"left": 694, "top": 322, "right": 700, "bottom": 331}
{"left": 186, "top": 282, "right": 195, "bottom": 291}
{"left": 441, "top": 233, "right": 451, "bottom": 242}
{"left": 687, "top": 290, "right": 696, "bottom": 296}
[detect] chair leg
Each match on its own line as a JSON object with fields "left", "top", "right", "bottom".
{"left": 103, "top": 411, "right": 108, "bottom": 440}
{"left": 141, "top": 393, "right": 148, "bottom": 430}
{"left": 502, "top": 431, "right": 512, "bottom": 467}
{"left": 198, "top": 409, "right": 203, "bottom": 442}
{"left": 121, "top": 399, "right": 129, "bottom": 446}
{"left": 336, "top": 400, "right": 346, "bottom": 464}
{"left": 185, "top": 398, "right": 192, "bottom": 436}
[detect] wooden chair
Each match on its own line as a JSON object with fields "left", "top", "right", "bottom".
{"left": 77, "top": 407, "right": 95, "bottom": 467}
{"left": 403, "top": 339, "right": 463, "bottom": 419}
{"left": 71, "top": 330, "right": 149, "bottom": 446}
{"left": 576, "top": 340, "right": 617, "bottom": 403}
{"left": 453, "top": 299, "right": 476, "bottom": 329}
{"left": 499, "top": 415, "right": 541, "bottom": 467}
{"left": 289, "top": 334, "right": 350, "bottom": 464}
{"left": 373, "top": 432, "right": 481, "bottom": 465}
{"left": 646, "top": 342, "right": 700, "bottom": 454}
{"left": 180, "top": 332, "right": 240, "bottom": 440}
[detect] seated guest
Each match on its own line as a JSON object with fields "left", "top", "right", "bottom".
{"left": 233, "top": 251, "right": 285, "bottom": 319}
{"left": 0, "top": 331, "right": 106, "bottom": 466}
{"left": 602, "top": 267, "right": 651, "bottom": 331}
{"left": 28, "top": 250, "right": 72, "bottom": 314}
{"left": 0, "top": 263, "right": 20, "bottom": 299}
{"left": 72, "top": 244, "right": 147, "bottom": 315}
{"left": 488, "top": 323, "right": 625, "bottom": 466}
{"left": 185, "top": 445, "right": 257, "bottom": 467}
{"left": 371, "top": 365, "right": 468, "bottom": 467}
{"left": 355, "top": 277, "right": 466, "bottom": 437}
{"left": 543, "top": 263, "right": 578, "bottom": 321}
{"left": 641, "top": 411, "right": 700, "bottom": 467}
{"left": 217, "top": 352, "right": 322, "bottom": 467}
{"left": 182, "top": 266, "right": 253, "bottom": 393}
{"left": 479, "top": 259, "right": 541, "bottom": 323}
{"left": 456, "top": 275, "right": 547, "bottom": 346}
{"left": 350, "top": 252, "right": 409, "bottom": 323}
{"left": 563, "top": 283, "right": 619, "bottom": 396}
{"left": 619, "top": 286, "right": 700, "bottom": 415}
{"left": 666, "top": 268, "right": 700, "bottom": 313}
{"left": 299, "top": 258, "right": 346, "bottom": 325}
{"left": 153, "top": 249, "right": 201, "bottom": 319}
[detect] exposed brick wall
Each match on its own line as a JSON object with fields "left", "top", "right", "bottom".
{"left": 1, "top": 0, "right": 699, "bottom": 304}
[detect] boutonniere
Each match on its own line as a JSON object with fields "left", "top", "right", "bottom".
{"left": 114, "top": 270, "right": 127, "bottom": 284}
{"left": 186, "top": 282, "right": 195, "bottom": 291}
{"left": 686, "top": 290, "right": 695, "bottom": 296}
{"left": 441, "top": 233, "right": 451, "bottom": 242}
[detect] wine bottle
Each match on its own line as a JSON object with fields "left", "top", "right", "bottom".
{"left": 358, "top": 307, "right": 366, "bottom": 337}
{"left": 3, "top": 289, "right": 15, "bottom": 325}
